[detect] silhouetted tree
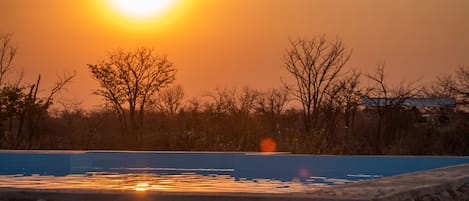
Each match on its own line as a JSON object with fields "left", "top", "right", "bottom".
{"left": 0, "top": 33, "right": 16, "bottom": 86}
{"left": 0, "top": 33, "right": 22, "bottom": 140}
{"left": 16, "top": 73, "right": 74, "bottom": 148}
{"left": 425, "top": 74, "right": 457, "bottom": 98}
{"left": 256, "top": 87, "right": 290, "bottom": 133}
{"left": 0, "top": 85, "right": 24, "bottom": 141}
{"left": 88, "top": 47, "right": 176, "bottom": 139}
{"left": 0, "top": 33, "right": 21, "bottom": 136}
{"left": 425, "top": 65, "right": 469, "bottom": 107}
{"left": 152, "top": 85, "right": 184, "bottom": 118}
{"left": 0, "top": 33, "right": 75, "bottom": 149}
{"left": 204, "top": 87, "right": 233, "bottom": 115}
{"left": 228, "top": 87, "right": 258, "bottom": 120}
{"left": 227, "top": 87, "right": 259, "bottom": 150}
{"left": 454, "top": 65, "right": 469, "bottom": 105}
{"left": 283, "top": 35, "right": 351, "bottom": 132}
{"left": 321, "top": 70, "right": 363, "bottom": 150}
{"left": 366, "top": 64, "right": 420, "bottom": 153}
{"left": 339, "top": 70, "right": 363, "bottom": 131}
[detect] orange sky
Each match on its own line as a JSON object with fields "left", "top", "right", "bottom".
{"left": 1, "top": 0, "right": 469, "bottom": 109}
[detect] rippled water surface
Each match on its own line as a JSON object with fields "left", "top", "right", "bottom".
{"left": 2, "top": 151, "right": 467, "bottom": 194}
{"left": 0, "top": 172, "right": 356, "bottom": 193}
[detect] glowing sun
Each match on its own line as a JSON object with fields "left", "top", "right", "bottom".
{"left": 108, "top": 0, "right": 177, "bottom": 20}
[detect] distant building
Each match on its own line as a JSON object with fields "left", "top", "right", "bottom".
{"left": 361, "top": 97, "right": 456, "bottom": 108}
{"left": 360, "top": 97, "right": 456, "bottom": 125}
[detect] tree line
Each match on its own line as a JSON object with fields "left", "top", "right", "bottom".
{"left": 0, "top": 33, "right": 468, "bottom": 155}
{"left": 0, "top": 33, "right": 75, "bottom": 149}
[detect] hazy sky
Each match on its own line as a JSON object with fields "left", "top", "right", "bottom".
{"left": 1, "top": 0, "right": 468, "bottom": 109}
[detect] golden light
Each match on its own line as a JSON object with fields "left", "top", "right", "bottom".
{"left": 92, "top": 0, "right": 189, "bottom": 32}
{"left": 108, "top": 0, "right": 177, "bottom": 20}
{"left": 135, "top": 182, "right": 149, "bottom": 191}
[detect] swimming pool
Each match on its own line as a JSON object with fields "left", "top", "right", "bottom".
{"left": 0, "top": 151, "right": 468, "bottom": 193}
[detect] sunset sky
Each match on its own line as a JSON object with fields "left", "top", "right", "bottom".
{"left": 1, "top": 0, "right": 468, "bottom": 109}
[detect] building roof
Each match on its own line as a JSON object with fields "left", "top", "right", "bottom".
{"left": 361, "top": 97, "right": 456, "bottom": 108}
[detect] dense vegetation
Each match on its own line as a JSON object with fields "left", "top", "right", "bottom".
{"left": 1, "top": 33, "right": 468, "bottom": 155}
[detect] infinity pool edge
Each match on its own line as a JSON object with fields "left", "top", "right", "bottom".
{"left": 1, "top": 163, "right": 468, "bottom": 201}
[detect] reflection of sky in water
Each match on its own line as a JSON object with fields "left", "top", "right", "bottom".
{"left": 0, "top": 172, "right": 357, "bottom": 193}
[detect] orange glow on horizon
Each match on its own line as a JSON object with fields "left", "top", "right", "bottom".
{"left": 2, "top": 1, "right": 469, "bottom": 109}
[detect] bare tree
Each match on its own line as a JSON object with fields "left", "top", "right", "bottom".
{"left": 365, "top": 65, "right": 391, "bottom": 153}
{"left": 256, "top": 87, "right": 290, "bottom": 133}
{"left": 88, "top": 47, "right": 176, "bottom": 139}
{"left": 454, "top": 65, "right": 469, "bottom": 105}
{"left": 283, "top": 35, "right": 351, "bottom": 132}
{"left": 0, "top": 33, "right": 18, "bottom": 144}
{"left": 366, "top": 64, "right": 387, "bottom": 100}
{"left": 204, "top": 87, "right": 258, "bottom": 118}
{"left": 153, "top": 85, "right": 184, "bottom": 118}
{"left": 365, "top": 64, "right": 420, "bottom": 153}
{"left": 202, "top": 87, "right": 259, "bottom": 150}
{"left": 17, "top": 73, "right": 75, "bottom": 148}
{"left": 324, "top": 70, "right": 363, "bottom": 128}
{"left": 425, "top": 65, "right": 469, "bottom": 106}
{"left": 318, "top": 70, "right": 364, "bottom": 151}
{"left": 0, "top": 33, "right": 17, "bottom": 86}
{"left": 203, "top": 87, "right": 233, "bottom": 115}
{"left": 339, "top": 70, "right": 363, "bottom": 130}
{"left": 227, "top": 87, "right": 259, "bottom": 150}
{"left": 366, "top": 63, "right": 420, "bottom": 104}
{"left": 228, "top": 87, "right": 258, "bottom": 119}
{"left": 0, "top": 33, "right": 75, "bottom": 148}
{"left": 425, "top": 75, "right": 457, "bottom": 98}
{"left": 257, "top": 87, "right": 290, "bottom": 118}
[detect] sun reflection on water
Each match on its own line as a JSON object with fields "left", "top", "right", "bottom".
{"left": 0, "top": 172, "right": 356, "bottom": 193}
{"left": 135, "top": 182, "right": 149, "bottom": 191}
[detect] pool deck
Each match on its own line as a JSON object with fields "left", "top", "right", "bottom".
{"left": 0, "top": 163, "right": 468, "bottom": 201}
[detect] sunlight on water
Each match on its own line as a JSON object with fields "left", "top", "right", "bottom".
{"left": 0, "top": 172, "right": 357, "bottom": 193}
{"left": 135, "top": 182, "right": 149, "bottom": 191}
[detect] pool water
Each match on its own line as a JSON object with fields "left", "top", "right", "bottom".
{"left": 0, "top": 151, "right": 468, "bottom": 193}
{"left": 0, "top": 172, "right": 337, "bottom": 193}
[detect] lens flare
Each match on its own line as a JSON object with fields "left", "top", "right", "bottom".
{"left": 260, "top": 137, "right": 277, "bottom": 152}
{"left": 298, "top": 167, "right": 310, "bottom": 178}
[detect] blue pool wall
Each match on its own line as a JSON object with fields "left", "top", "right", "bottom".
{"left": 1, "top": 151, "right": 468, "bottom": 182}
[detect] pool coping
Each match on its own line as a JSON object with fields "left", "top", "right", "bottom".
{"left": 0, "top": 163, "right": 468, "bottom": 201}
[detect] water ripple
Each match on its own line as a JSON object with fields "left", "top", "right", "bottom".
{"left": 0, "top": 172, "right": 356, "bottom": 193}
